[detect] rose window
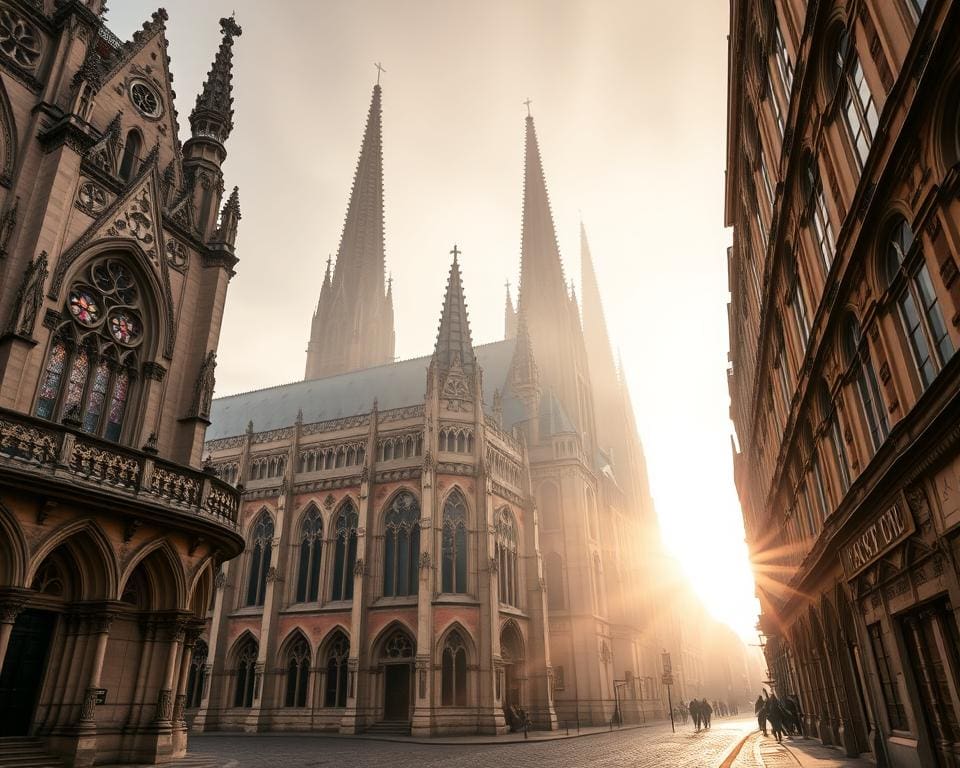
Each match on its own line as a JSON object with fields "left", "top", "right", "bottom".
{"left": 36, "top": 257, "right": 147, "bottom": 442}
{"left": 0, "top": 8, "right": 41, "bottom": 68}
{"left": 129, "top": 81, "right": 161, "bottom": 118}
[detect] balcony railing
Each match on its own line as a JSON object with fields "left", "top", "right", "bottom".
{"left": 0, "top": 408, "right": 240, "bottom": 532}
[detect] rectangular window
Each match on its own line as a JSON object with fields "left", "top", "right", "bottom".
{"left": 857, "top": 362, "right": 888, "bottom": 454}
{"left": 868, "top": 622, "right": 908, "bottom": 731}
{"left": 916, "top": 264, "right": 954, "bottom": 365}
{"left": 811, "top": 455, "right": 829, "bottom": 521}
{"left": 774, "top": 23, "right": 793, "bottom": 97}
{"left": 829, "top": 417, "right": 851, "bottom": 493}
{"left": 767, "top": 71, "right": 784, "bottom": 138}
{"left": 760, "top": 146, "right": 775, "bottom": 211}
{"left": 790, "top": 278, "right": 810, "bottom": 351}
{"left": 812, "top": 188, "right": 836, "bottom": 270}
{"left": 898, "top": 288, "right": 936, "bottom": 388}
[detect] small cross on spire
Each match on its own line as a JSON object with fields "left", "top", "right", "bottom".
{"left": 450, "top": 244, "right": 461, "bottom": 262}
{"left": 375, "top": 61, "right": 386, "bottom": 85}
{"left": 326, "top": 255, "right": 332, "bottom": 270}
{"left": 523, "top": 98, "right": 532, "bottom": 117}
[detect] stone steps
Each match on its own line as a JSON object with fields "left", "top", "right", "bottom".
{"left": 364, "top": 721, "right": 412, "bottom": 736}
{"left": 0, "top": 737, "right": 65, "bottom": 768}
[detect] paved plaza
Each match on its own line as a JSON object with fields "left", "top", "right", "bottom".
{"left": 162, "top": 717, "right": 755, "bottom": 768}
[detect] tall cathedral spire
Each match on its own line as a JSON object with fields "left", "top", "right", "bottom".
{"left": 305, "top": 81, "right": 395, "bottom": 380}
{"left": 190, "top": 15, "right": 242, "bottom": 144}
{"left": 580, "top": 222, "right": 618, "bottom": 387}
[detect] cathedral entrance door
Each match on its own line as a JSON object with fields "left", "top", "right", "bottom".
{"left": 383, "top": 664, "right": 411, "bottom": 721}
{"left": 0, "top": 610, "right": 56, "bottom": 736}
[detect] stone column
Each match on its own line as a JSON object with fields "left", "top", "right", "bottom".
{"left": 154, "top": 619, "right": 185, "bottom": 724}
{"left": 0, "top": 596, "right": 25, "bottom": 673}
{"left": 411, "top": 456, "right": 436, "bottom": 736}
{"left": 192, "top": 564, "right": 232, "bottom": 731}
{"left": 78, "top": 613, "right": 113, "bottom": 726}
{"left": 481, "top": 475, "right": 507, "bottom": 734}
{"left": 173, "top": 625, "right": 202, "bottom": 739}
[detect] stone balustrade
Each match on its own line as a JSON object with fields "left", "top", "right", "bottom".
{"left": 0, "top": 408, "right": 240, "bottom": 531}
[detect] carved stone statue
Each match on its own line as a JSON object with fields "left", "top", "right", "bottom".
{"left": 193, "top": 350, "right": 217, "bottom": 418}
{"left": 7, "top": 250, "right": 48, "bottom": 338}
{"left": 0, "top": 196, "right": 18, "bottom": 257}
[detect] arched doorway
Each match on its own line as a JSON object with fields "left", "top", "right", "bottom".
{"left": 379, "top": 627, "right": 414, "bottom": 722}
{"left": 501, "top": 622, "right": 525, "bottom": 717}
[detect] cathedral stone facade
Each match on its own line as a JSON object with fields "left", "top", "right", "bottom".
{"left": 0, "top": 3, "right": 244, "bottom": 765}
{"left": 198, "top": 81, "right": 672, "bottom": 736}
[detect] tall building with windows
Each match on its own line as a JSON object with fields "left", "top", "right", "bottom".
{"left": 0, "top": 4, "right": 245, "bottom": 766}
{"left": 197, "top": 86, "right": 673, "bottom": 736}
{"left": 727, "top": 0, "right": 960, "bottom": 765}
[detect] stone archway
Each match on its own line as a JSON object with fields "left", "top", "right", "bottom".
{"left": 500, "top": 622, "right": 525, "bottom": 720}
{"left": 378, "top": 626, "right": 415, "bottom": 722}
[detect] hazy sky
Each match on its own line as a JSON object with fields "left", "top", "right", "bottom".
{"left": 112, "top": 0, "right": 758, "bottom": 641}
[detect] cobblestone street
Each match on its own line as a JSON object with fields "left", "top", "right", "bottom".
{"left": 175, "top": 717, "right": 755, "bottom": 768}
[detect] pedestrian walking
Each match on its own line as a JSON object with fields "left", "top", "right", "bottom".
{"left": 785, "top": 695, "right": 805, "bottom": 737}
{"left": 690, "top": 699, "right": 702, "bottom": 732}
{"left": 702, "top": 699, "right": 713, "bottom": 729}
{"left": 766, "top": 694, "right": 786, "bottom": 744}
{"left": 755, "top": 693, "right": 768, "bottom": 737}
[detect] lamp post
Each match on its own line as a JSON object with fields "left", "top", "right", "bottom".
{"left": 662, "top": 650, "right": 675, "bottom": 734}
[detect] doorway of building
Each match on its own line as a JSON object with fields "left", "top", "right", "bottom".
{"left": 902, "top": 601, "right": 960, "bottom": 768}
{"left": 383, "top": 664, "right": 411, "bottom": 721}
{"left": 0, "top": 610, "right": 56, "bottom": 737}
{"left": 500, "top": 622, "right": 525, "bottom": 720}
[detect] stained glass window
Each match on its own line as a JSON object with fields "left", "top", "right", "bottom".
{"left": 36, "top": 341, "right": 67, "bottom": 419}
{"left": 105, "top": 371, "right": 129, "bottom": 442}
{"left": 63, "top": 351, "right": 89, "bottom": 418}
{"left": 109, "top": 312, "right": 141, "bottom": 345}
{"left": 83, "top": 360, "right": 110, "bottom": 433}
{"left": 68, "top": 289, "right": 101, "bottom": 326}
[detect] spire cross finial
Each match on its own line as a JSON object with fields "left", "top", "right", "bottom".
{"left": 505, "top": 279, "right": 511, "bottom": 291}
{"left": 326, "top": 255, "right": 332, "bottom": 269}
{"left": 523, "top": 98, "right": 532, "bottom": 117}
{"left": 450, "top": 244, "right": 461, "bottom": 262}
{"left": 375, "top": 62, "right": 386, "bottom": 85}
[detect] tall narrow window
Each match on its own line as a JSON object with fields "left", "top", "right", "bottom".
{"left": 883, "top": 217, "right": 953, "bottom": 390}
{"left": 495, "top": 509, "right": 519, "bottom": 607}
{"left": 245, "top": 511, "right": 274, "bottom": 607}
{"left": 788, "top": 260, "right": 811, "bottom": 351}
{"left": 804, "top": 155, "right": 836, "bottom": 271}
{"left": 36, "top": 258, "right": 143, "bottom": 442}
{"left": 773, "top": 21, "right": 793, "bottom": 98}
{"left": 382, "top": 491, "right": 420, "bottom": 597}
{"left": 323, "top": 632, "right": 350, "bottom": 708}
{"left": 868, "top": 623, "right": 908, "bottom": 730}
{"left": 831, "top": 31, "right": 878, "bottom": 170}
{"left": 441, "top": 631, "right": 468, "bottom": 706}
{"left": 592, "top": 554, "right": 606, "bottom": 616}
{"left": 295, "top": 506, "right": 323, "bottom": 603}
{"left": 441, "top": 490, "right": 468, "bottom": 594}
{"left": 284, "top": 637, "right": 311, "bottom": 708}
{"left": 233, "top": 637, "right": 258, "bottom": 708}
{"left": 186, "top": 640, "right": 208, "bottom": 708}
{"left": 545, "top": 552, "right": 565, "bottom": 611}
{"left": 331, "top": 502, "right": 358, "bottom": 601}
{"left": 119, "top": 129, "right": 142, "bottom": 181}
{"left": 844, "top": 315, "right": 888, "bottom": 455}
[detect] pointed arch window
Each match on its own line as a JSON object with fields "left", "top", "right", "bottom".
{"left": 843, "top": 316, "right": 888, "bottom": 455}
{"left": 495, "top": 509, "right": 519, "bottom": 607}
{"left": 331, "top": 502, "right": 358, "bottom": 601}
{"left": 295, "top": 506, "right": 323, "bottom": 603}
{"left": 883, "top": 217, "right": 953, "bottom": 390}
{"left": 441, "top": 631, "right": 468, "bottom": 706}
{"left": 324, "top": 632, "right": 350, "bottom": 708}
{"left": 284, "top": 636, "right": 311, "bottom": 708}
{"left": 441, "top": 490, "right": 468, "bottom": 594}
{"left": 233, "top": 637, "right": 258, "bottom": 708}
{"left": 245, "top": 511, "right": 274, "bottom": 607}
{"left": 830, "top": 30, "right": 878, "bottom": 171}
{"left": 36, "top": 258, "right": 143, "bottom": 443}
{"left": 186, "top": 639, "right": 208, "bottom": 708}
{"left": 382, "top": 491, "right": 420, "bottom": 597}
{"left": 119, "top": 129, "right": 142, "bottom": 181}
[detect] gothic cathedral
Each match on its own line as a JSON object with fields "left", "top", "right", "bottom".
{"left": 199, "top": 80, "right": 671, "bottom": 736}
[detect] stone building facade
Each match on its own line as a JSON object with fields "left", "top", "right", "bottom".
{"left": 197, "top": 84, "right": 671, "bottom": 736}
{"left": 727, "top": 0, "right": 960, "bottom": 765}
{"left": 0, "top": 3, "right": 244, "bottom": 765}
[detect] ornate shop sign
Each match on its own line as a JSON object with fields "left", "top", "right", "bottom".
{"left": 841, "top": 502, "right": 913, "bottom": 579}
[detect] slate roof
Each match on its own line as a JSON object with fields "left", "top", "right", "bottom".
{"left": 208, "top": 340, "right": 519, "bottom": 441}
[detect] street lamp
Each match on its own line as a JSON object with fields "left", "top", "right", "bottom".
{"left": 661, "top": 650, "right": 675, "bottom": 734}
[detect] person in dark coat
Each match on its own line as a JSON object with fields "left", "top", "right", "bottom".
{"left": 766, "top": 694, "right": 786, "bottom": 743}
{"left": 702, "top": 699, "right": 713, "bottom": 729}
{"left": 690, "top": 699, "right": 702, "bottom": 731}
{"left": 784, "top": 695, "right": 804, "bottom": 737}
{"left": 755, "top": 694, "right": 768, "bottom": 736}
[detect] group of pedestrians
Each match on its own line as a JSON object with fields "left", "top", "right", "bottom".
{"left": 755, "top": 691, "right": 804, "bottom": 743}
{"left": 674, "top": 698, "right": 741, "bottom": 731}
{"left": 686, "top": 699, "right": 713, "bottom": 732}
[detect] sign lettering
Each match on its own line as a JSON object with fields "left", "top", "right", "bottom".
{"left": 842, "top": 503, "right": 912, "bottom": 578}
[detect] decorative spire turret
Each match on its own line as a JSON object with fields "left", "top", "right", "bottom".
{"left": 190, "top": 15, "right": 242, "bottom": 145}
{"left": 504, "top": 279, "right": 517, "bottom": 339}
{"left": 432, "top": 245, "right": 475, "bottom": 377}
{"left": 213, "top": 186, "right": 241, "bottom": 247}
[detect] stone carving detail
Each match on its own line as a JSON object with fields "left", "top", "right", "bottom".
{"left": 0, "top": 417, "right": 58, "bottom": 463}
{"left": 0, "top": 195, "right": 18, "bottom": 256}
{"left": 265, "top": 566, "right": 280, "bottom": 582}
{"left": 77, "top": 180, "right": 108, "bottom": 215}
{"left": 323, "top": 493, "right": 336, "bottom": 509}
{"left": 71, "top": 441, "right": 141, "bottom": 488}
{"left": 106, "top": 186, "right": 157, "bottom": 263}
{"left": 5, "top": 250, "right": 48, "bottom": 338}
{"left": 151, "top": 466, "right": 201, "bottom": 505}
{"left": 80, "top": 687, "right": 98, "bottom": 721}
{"left": 0, "top": 8, "right": 42, "bottom": 68}
{"left": 166, "top": 238, "right": 187, "bottom": 269}
{"left": 214, "top": 570, "right": 226, "bottom": 590}
{"left": 419, "top": 551, "right": 432, "bottom": 570}
{"left": 156, "top": 688, "right": 173, "bottom": 721}
{"left": 192, "top": 351, "right": 217, "bottom": 419}
{"left": 353, "top": 558, "right": 365, "bottom": 576}
{"left": 489, "top": 556, "right": 499, "bottom": 574}
{"left": 173, "top": 693, "right": 186, "bottom": 724}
